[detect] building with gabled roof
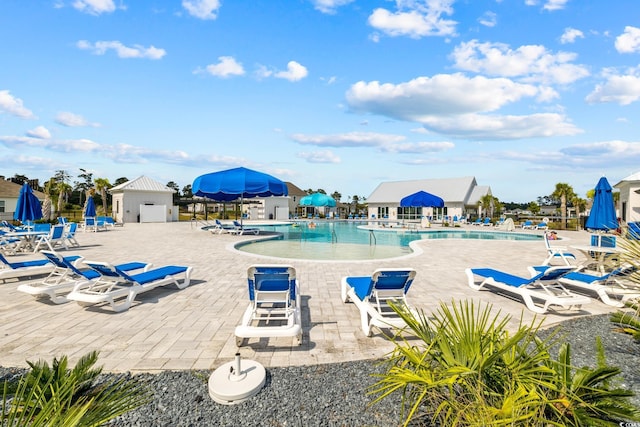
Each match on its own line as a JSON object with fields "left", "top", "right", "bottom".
{"left": 0, "top": 180, "right": 46, "bottom": 221}
{"left": 367, "top": 176, "right": 491, "bottom": 222}
{"left": 109, "top": 176, "right": 176, "bottom": 223}
{"left": 614, "top": 171, "right": 640, "bottom": 223}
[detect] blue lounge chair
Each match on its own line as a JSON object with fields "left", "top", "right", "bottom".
{"left": 530, "top": 265, "right": 640, "bottom": 307}
{"left": 471, "top": 218, "right": 482, "bottom": 226}
{"left": 466, "top": 265, "right": 590, "bottom": 314}
{"left": 17, "top": 251, "right": 150, "bottom": 304}
{"left": 67, "top": 260, "right": 192, "bottom": 312}
{"left": 231, "top": 221, "right": 260, "bottom": 235}
{"left": 341, "top": 268, "right": 417, "bottom": 336}
{"left": 0, "top": 252, "right": 82, "bottom": 283}
{"left": 521, "top": 220, "right": 534, "bottom": 229}
{"left": 235, "top": 265, "right": 302, "bottom": 346}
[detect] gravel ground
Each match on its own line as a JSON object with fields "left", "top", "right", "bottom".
{"left": 1, "top": 314, "right": 639, "bottom": 426}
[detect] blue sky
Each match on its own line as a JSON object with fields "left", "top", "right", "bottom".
{"left": 2, "top": 0, "right": 640, "bottom": 203}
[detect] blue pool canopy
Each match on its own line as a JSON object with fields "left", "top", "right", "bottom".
{"left": 14, "top": 183, "right": 42, "bottom": 223}
{"left": 299, "top": 192, "right": 336, "bottom": 207}
{"left": 585, "top": 176, "right": 618, "bottom": 231}
{"left": 400, "top": 190, "right": 444, "bottom": 208}
{"left": 192, "top": 167, "right": 288, "bottom": 202}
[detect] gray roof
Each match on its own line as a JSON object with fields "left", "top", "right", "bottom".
{"left": 614, "top": 171, "right": 640, "bottom": 187}
{"left": 109, "top": 176, "right": 175, "bottom": 193}
{"left": 367, "top": 176, "right": 487, "bottom": 204}
{"left": 0, "top": 180, "right": 46, "bottom": 199}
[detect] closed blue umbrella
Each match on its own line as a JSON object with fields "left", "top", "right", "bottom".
{"left": 14, "top": 183, "right": 43, "bottom": 223}
{"left": 84, "top": 195, "right": 97, "bottom": 218}
{"left": 299, "top": 193, "right": 336, "bottom": 207}
{"left": 585, "top": 176, "right": 618, "bottom": 231}
{"left": 400, "top": 190, "right": 444, "bottom": 208}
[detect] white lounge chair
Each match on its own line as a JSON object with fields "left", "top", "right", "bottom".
{"left": 466, "top": 266, "right": 591, "bottom": 314}
{"left": 0, "top": 252, "right": 81, "bottom": 283}
{"left": 341, "top": 268, "right": 417, "bottom": 337}
{"left": 530, "top": 265, "right": 640, "bottom": 307}
{"left": 542, "top": 232, "right": 576, "bottom": 266}
{"left": 66, "top": 260, "right": 192, "bottom": 312}
{"left": 235, "top": 265, "right": 302, "bottom": 346}
{"left": 17, "top": 251, "right": 150, "bottom": 304}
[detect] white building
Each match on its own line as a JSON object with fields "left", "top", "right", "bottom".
{"left": 614, "top": 171, "right": 640, "bottom": 223}
{"left": 109, "top": 176, "right": 177, "bottom": 224}
{"left": 367, "top": 176, "right": 491, "bottom": 222}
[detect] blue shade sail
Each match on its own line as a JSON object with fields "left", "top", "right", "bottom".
{"left": 299, "top": 193, "right": 336, "bottom": 207}
{"left": 192, "top": 167, "right": 288, "bottom": 202}
{"left": 585, "top": 176, "right": 618, "bottom": 231}
{"left": 400, "top": 190, "right": 444, "bottom": 208}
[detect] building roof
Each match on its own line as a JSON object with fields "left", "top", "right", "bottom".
{"left": 367, "top": 176, "right": 487, "bottom": 205}
{"left": 109, "top": 176, "right": 175, "bottom": 193}
{"left": 614, "top": 171, "right": 640, "bottom": 188}
{"left": 0, "top": 180, "right": 46, "bottom": 199}
{"left": 285, "top": 182, "right": 307, "bottom": 198}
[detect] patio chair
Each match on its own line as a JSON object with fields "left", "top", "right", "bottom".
{"left": 235, "top": 265, "right": 302, "bottom": 346}
{"left": 32, "top": 224, "right": 68, "bottom": 252}
{"left": 0, "top": 252, "right": 81, "bottom": 283}
{"left": 66, "top": 260, "right": 192, "bottom": 312}
{"left": 0, "top": 231, "right": 20, "bottom": 255}
{"left": 341, "top": 268, "right": 417, "bottom": 336}
{"left": 466, "top": 265, "right": 591, "bottom": 314}
{"left": 17, "top": 251, "right": 150, "bottom": 304}
{"left": 63, "top": 222, "right": 80, "bottom": 248}
{"left": 521, "top": 220, "right": 534, "bottom": 229}
{"left": 231, "top": 221, "right": 260, "bottom": 235}
{"left": 530, "top": 265, "right": 640, "bottom": 307}
{"left": 542, "top": 232, "right": 576, "bottom": 266}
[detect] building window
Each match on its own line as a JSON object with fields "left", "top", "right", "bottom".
{"left": 0, "top": 200, "right": 4, "bottom": 213}
{"left": 397, "top": 207, "right": 422, "bottom": 220}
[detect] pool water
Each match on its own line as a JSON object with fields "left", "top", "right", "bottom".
{"left": 235, "top": 221, "right": 542, "bottom": 261}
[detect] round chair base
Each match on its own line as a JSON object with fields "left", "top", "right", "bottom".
{"left": 208, "top": 358, "right": 266, "bottom": 405}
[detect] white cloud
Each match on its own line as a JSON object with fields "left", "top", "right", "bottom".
{"left": 524, "top": 0, "right": 569, "bottom": 11}
{"left": 560, "top": 27, "right": 584, "bottom": 44}
{"left": 417, "top": 112, "right": 581, "bottom": 140}
{"left": 380, "top": 141, "right": 454, "bottom": 153}
{"left": 586, "top": 72, "right": 640, "bottom": 105}
{"left": 478, "top": 11, "right": 497, "bottom": 28}
{"left": 201, "top": 56, "right": 245, "bottom": 78}
{"left": 76, "top": 40, "right": 166, "bottom": 59}
{"left": 310, "top": 0, "right": 355, "bottom": 14}
{"left": 450, "top": 40, "right": 589, "bottom": 85}
{"left": 182, "top": 0, "right": 221, "bottom": 20}
{"left": 26, "top": 126, "right": 51, "bottom": 139}
{"left": 615, "top": 26, "right": 640, "bottom": 53}
{"left": 55, "top": 112, "right": 101, "bottom": 127}
{"left": 72, "top": 0, "right": 116, "bottom": 15}
{"left": 274, "top": 61, "right": 308, "bottom": 82}
{"left": 291, "top": 131, "right": 405, "bottom": 147}
{"left": 345, "top": 75, "right": 582, "bottom": 139}
{"left": 0, "top": 90, "right": 35, "bottom": 119}
{"left": 297, "top": 150, "right": 341, "bottom": 163}
{"left": 347, "top": 74, "right": 539, "bottom": 118}
{"left": 368, "top": 0, "right": 457, "bottom": 39}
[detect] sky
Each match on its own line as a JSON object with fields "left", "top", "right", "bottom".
{"left": 2, "top": 0, "right": 640, "bottom": 203}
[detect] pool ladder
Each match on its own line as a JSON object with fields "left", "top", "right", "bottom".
{"left": 331, "top": 229, "right": 338, "bottom": 244}
{"left": 369, "top": 230, "right": 376, "bottom": 245}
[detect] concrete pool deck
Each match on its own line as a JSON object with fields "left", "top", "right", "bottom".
{"left": 0, "top": 221, "right": 617, "bottom": 373}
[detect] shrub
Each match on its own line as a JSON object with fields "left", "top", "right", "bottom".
{"left": 370, "top": 299, "right": 640, "bottom": 426}
{"left": 1, "top": 351, "right": 149, "bottom": 426}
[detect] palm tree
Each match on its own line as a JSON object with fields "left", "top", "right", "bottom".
{"left": 479, "top": 193, "right": 494, "bottom": 218}
{"left": 552, "top": 183, "right": 575, "bottom": 230}
{"left": 56, "top": 182, "right": 72, "bottom": 217}
{"left": 94, "top": 177, "right": 111, "bottom": 216}
{"left": 331, "top": 191, "right": 341, "bottom": 202}
{"left": 572, "top": 195, "right": 587, "bottom": 230}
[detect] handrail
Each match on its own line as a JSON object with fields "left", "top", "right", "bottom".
{"left": 369, "top": 230, "right": 376, "bottom": 246}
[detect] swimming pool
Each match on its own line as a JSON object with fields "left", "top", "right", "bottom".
{"left": 234, "top": 221, "right": 542, "bottom": 261}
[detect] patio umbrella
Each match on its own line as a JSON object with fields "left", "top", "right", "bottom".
{"left": 192, "top": 167, "right": 288, "bottom": 225}
{"left": 84, "top": 195, "right": 97, "bottom": 218}
{"left": 299, "top": 193, "right": 336, "bottom": 207}
{"left": 400, "top": 190, "right": 444, "bottom": 208}
{"left": 585, "top": 176, "right": 618, "bottom": 232}
{"left": 14, "top": 183, "right": 43, "bottom": 223}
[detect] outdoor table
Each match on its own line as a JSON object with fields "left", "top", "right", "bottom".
{"left": 570, "top": 245, "right": 622, "bottom": 273}
{"left": 5, "top": 231, "right": 47, "bottom": 252}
